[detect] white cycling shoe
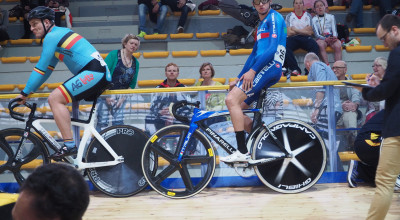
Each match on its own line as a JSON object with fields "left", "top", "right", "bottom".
{"left": 220, "top": 151, "right": 251, "bottom": 163}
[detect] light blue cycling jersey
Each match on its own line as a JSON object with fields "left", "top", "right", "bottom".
{"left": 236, "top": 9, "right": 287, "bottom": 104}
{"left": 23, "top": 26, "right": 110, "bottom": 95}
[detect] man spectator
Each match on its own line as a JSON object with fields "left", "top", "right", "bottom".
{"left": 11, "top": 163, "right": 90, "bottom": 220}
{"left": 137, "top": 0, "right": 168, "bottom": 37}
{"left": 304, "top": 52, "right": 342, "bottom": 138}
{"left": 285, "top": 0, "right": 320, "bottom": 76}
{"left": 145, "top": 63, "right": 191, "bottom": 134}
{"left": 161, "top": 0, "right": 190, "bottom": 33}
{"left": 353, "top": 14, "right": 400, "bottom": 219}
{"left": 333, "top": 60, "right": 362, "bottom": 146}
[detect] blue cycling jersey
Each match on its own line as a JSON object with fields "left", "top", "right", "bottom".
{"left": 236, "top": 9, "right": 287, "bottom": 105}
{"left": 23, "top": 26, "right": 110, "bottom": 95}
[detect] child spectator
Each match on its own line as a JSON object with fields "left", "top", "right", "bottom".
{"left": 312, "top": 0, "right": 342, "bottom": 65}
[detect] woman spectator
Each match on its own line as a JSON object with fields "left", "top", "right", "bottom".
{"left": 312, "top": 0, "right": 342, "bottom": 65}
{"left": 96, "top": 34, "right": 140, "bottom": 131}
{"left": 195, "top": 62, "right": 222, "bottom": 87}
{"left": 364, "top": 57, "right": 387, "bottom": 122}
{"left": 195, "top": 62, "right": 226, "bottom": 113}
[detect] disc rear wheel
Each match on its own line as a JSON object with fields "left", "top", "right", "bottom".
{"left": 252, "top": 119, "right": 326, "bottom": 193}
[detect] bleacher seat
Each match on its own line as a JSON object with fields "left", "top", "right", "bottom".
{"left": 200, "top": 50, "right": 226, "bottom": 56}
{"left": 1, "top": 57, "right": 27, "bottom": 63}
{"left": 197, "top": 78, "right": 226, "bottom": 84}
{"left": 171, "top": 51, "right": 198, "bottom": 57}
{"left": 170, "top": 33, "right": 194, "bottom": 39}
{"left": 0, "top": 84, "right": 16, "bottom": 91}
{"left": 351, "top": 73, "right": 368, "bottom": 80}
{"left": 198, "top": 10, "right": 221, "bottom": 16}
{"left": 144, "top": 34, "right": 168, "bottom": 40}
{"left": 142, "top": 51, "right": 169, "bottom": 58}
{"left": 196, "top": 33, "right": 220, "bottom": 39}
{"left": 345, "top": 45, "right": 372, "bottom": 52}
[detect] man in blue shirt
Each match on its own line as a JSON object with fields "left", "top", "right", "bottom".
{"left": 15, "top": 6, "right": 111, "bottom": 160}
{"left": 220, "top": 0, "right": 287, "bottom": 163}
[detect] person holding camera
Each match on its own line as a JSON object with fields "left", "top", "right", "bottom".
{"left": 311, "top": 0, "right": 342, "bottom": 65}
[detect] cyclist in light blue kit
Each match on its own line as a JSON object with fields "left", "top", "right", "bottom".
{"left": 220, "top": 0, "right": 287, "bottom": 163}
{"left": 15, "top": 6, "right": 111, "bottom": 160}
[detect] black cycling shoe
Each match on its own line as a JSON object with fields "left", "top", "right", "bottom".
{"left": 51, "top": 145, "right": 77, "bottom": 161}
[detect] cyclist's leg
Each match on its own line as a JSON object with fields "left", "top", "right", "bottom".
{"left": 51, "top": 67, "right": 109, "bottom": 158}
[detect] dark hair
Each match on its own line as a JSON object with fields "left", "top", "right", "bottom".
{"left": 27, "top": 6, "right": 55, "bottom": 23}
{"left": 20, "top": 163, "right": 90, "bottom": 220}
{"left": 377, "top": 14, "right": 400, "bottom": 32}
{"left": 199, "top": 62, "right": 215, "bottom": 78}
{"left": 314, "top": 0, "right": 325, "bottom": 8}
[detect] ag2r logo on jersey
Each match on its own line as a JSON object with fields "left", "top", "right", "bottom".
{"left": 71, "top": 73, "right": 94, "bottom": 91}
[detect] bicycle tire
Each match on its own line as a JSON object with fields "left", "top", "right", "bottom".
{"left": 141, "top": 124, "right": 216, "bottom": 199}
{"left": 0, "top": 128, "right": 50, "bottom": 185}
{"left": 85, "top": 125, "right": 149, "bottom": 197}
{"left": 251, "top": 119, "right": 326, "bottom": 193}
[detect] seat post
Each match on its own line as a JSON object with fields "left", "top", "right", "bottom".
{"left": 252, "top": 88, "right": 267, "bottom": 129}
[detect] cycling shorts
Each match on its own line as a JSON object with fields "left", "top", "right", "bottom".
{"left": 236, "top": 60, "right": 282, "bottom": 105}
{"left": 58, "top": 59, "right": 111, "bottom": 103}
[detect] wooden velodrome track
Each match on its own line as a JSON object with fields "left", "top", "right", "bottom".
{"left": 84, "top": 183, "right": 400, "bottom": 220}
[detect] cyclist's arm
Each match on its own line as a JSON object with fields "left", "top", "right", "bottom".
{"left": 23, "top": 38, "right": 59, "bottom": 95}
{"left": 311, "top": 17, "right": 325, "bottom": 40}
{"left": 251, "top": 13, "right": 286, "bottom": 73}
{"left": 237, "top": 48, "right": 257, "bottom": 78}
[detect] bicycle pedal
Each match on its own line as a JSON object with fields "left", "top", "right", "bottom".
{"left": 232, "top": 162, "right": 249, "bottom": 168}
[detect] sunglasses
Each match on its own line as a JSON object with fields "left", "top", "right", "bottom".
{"left": 253, "top": 0, "right": 271, "bottom": 5}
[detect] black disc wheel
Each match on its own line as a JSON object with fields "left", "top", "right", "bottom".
{"left": 252, "top": 119, "right": 326, "bottom": 193}
{"left": 85, "top": 125, "right": 149, "bottom": 197}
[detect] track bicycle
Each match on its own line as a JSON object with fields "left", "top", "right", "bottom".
{"left": 141, "top": 88, "right": 327, "bottom": 198}
{"left": 0, "top": 96, "right": 149, "bottom": 197}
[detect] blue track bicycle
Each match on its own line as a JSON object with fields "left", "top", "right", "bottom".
{"left": 141, "top": 88, "right": 327, "bottom": 198}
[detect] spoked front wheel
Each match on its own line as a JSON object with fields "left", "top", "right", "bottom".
{"left": 0, "top": 128, "right": 50, "bottom": 185}
{"left": 85, "top": 125, "right": 149, "bottom": 197}
{"left": 141, "top": 124, "right": 216, "bottom": 199}
{"left": 252, "top": 119, "right": 326, "bottom": 193}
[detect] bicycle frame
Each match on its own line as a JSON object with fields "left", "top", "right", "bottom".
{"left": 11, "top": 100, "right": 124, "bottom": 170}
{"left": 177, "top": 106, "right": 290, "bottom": 162}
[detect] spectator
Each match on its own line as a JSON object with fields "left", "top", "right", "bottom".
{"left": 145, "top": 63, "right": 191, "bottom": 134}
{"left": 137, "top": 0, "right": 168, "bottom": 37}
{"left": 304, "top": 52, "right": 342, "bottom": 138}
{"left": 345, "top": 0, "right": 365, "bottom": 28}
{"left": 0, "top": 7, "right": 10, "bottom": 49}
{"left": 161, "top": 0, "right": 190, "bottom": 33}
{"left": 284, "top": 0, "right": 320, "bottom": 76}
{"left": 11, "top": 163, "right": 89, "bottom": 220}
{"left": 304, "top": 0, "right": 328, "bottom": 14}
{"left": 195, "top": 62, "right": 225, "bottom": 112}
{"left": 46, "top": 0, "right": 72, "bottom": 28}
{"left": 21, "top": 0, "right": 46, "bottom": 39}
{"left": 312, "top": 0, "right": 342, "bottom": 65}
{"left": 96, "top": 34, "right": 140, "bottom": 131}
{"left": 195, "top": 62, "right": 222, "bottom": 86}
{"left": 333, "top": 60, "right": 362, "bottom": 148}
{"left": 347, "top": 110, "right": 400, "bottom": 190}
{"left": 364, "top": 57, "right": 387, "bottom": 121}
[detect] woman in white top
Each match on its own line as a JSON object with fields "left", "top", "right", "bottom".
{"left": 312, "top": 0, "right": 342, "bottom": 65}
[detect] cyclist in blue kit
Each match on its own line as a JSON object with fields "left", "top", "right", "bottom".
{"left": 16, "top": 6, "right": 111, "bottom": 159}
{"left": 220, "top": 0, "right": 287, "bottom": 163}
